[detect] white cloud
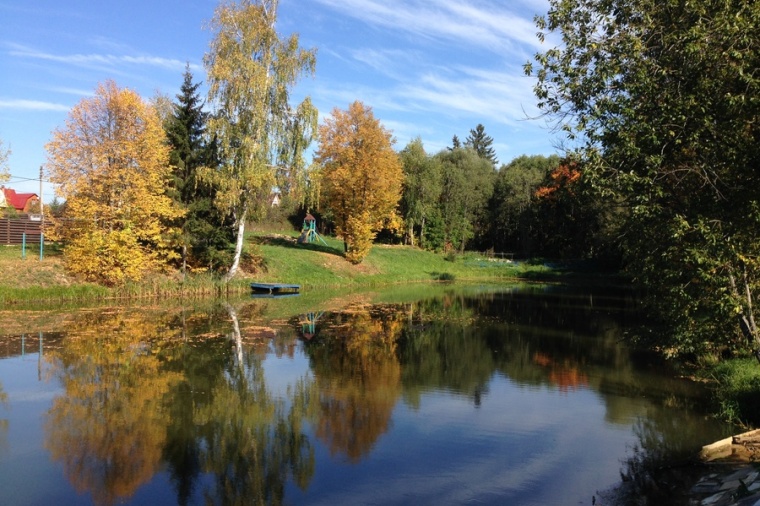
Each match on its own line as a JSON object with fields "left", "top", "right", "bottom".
{"left": 7, "top": 43, "right": 200, "bottom": 72}
{"left": 348, "top": 48, "right": 421, "bottom": 79}
{"left": 0, "top": 99, "right": 69, "bottom": 111}
{"left": 314, "top": 0, "right": 544, "bottom": 52}
{"left": 45, "top": 86, "right": 95, "bottom": 97}
{"left": 399, "top": 65, "right": 539, "bottom": 125}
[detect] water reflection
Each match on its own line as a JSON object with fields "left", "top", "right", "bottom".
{"left": 304, "top": 306, "right": 404, "bottom": 462}
{"left": 0, "top": 286, "right": 734, "bottom": 505}
{"left": 0, "top": 382, "right": 7, "bottom": 455}
{"left": 43, "top": 310, "right": 185, "bottom": 505}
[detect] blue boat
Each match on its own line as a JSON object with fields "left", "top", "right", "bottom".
{"left": 250, "top": 282, "right": 301, "bottom": 295}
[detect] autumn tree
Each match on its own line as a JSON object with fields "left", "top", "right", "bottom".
{"left": 465, "top": 124, "right": 498, "bottom": 166}
{"left": 45, "top": 80, "right": 183, "bottom": 285}
{"left": 165, "top": 66, "right": 235, "bottom": 273}
{"left": 532, "top": 161, "right": 603, "bottom": 258}
{"left": 399, "top": 137, "right": 442, "bottom": 247}
{"left": 204, "top": 0, "right": 317, "bottom": 280}
{"left": 527, "top": 0, "right": 760, "bottom": 357}
{"left": 315, "top": 101, "right": 404, "bottom": 264}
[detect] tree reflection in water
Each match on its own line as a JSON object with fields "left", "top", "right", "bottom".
{"left": 193, "top": 303, "right": 316, "bottom": 505}
{"left": 43, "top": 305, "right": 317, "bottom": 506}
{"left": 304, "top": 305, "right": 404, "bottom": 462}
{"left": 29, "top": 287, "right": 730, "bottom": 505}
{"left": 44, "top": 310, "right": 184, "bottom": 506}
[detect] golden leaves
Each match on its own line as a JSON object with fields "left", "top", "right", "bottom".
{"left": 45, "top": 80, "right": 183, "bottom": 285}
{"left": 315, "top": 101, "right": 404, "bottom": 264}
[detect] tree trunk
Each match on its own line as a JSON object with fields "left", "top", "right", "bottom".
{"left": 225, "top": 206, "right": 248, "bottom": 282}
{"left": 729, "top": 266, "right": 760, "bottom": 364}
{"left": 182, "top": 244, "right": 187, "bottom": 281}
{"left": 226, "top": 303, "right": 243, "bottom": 370}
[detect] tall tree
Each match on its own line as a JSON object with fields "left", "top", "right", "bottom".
{"left": 204, "top": 0, "right": 317, "bottom": 280}
{"left": 165, "top": 66, "right": 234, "bottom": 273}
{"left": 434, "top": 148, "right": 495, "bottom": 252}
{"left": 315, "top": 101, "right": 404, "bottom": 264}
{"left": 399, "top": 137, "right": 442, "bottom": 247}
{"left": 45, "top": 80, "right": 183, "bottom": 285}
{"left": 527, "top": 0, "right": 760, "bottom": 357}
{"left": 532, "top": 160, "right": 603, "bottom": 258}
{"left": 465, "top": 124, "right": 498, "bottom": 166}
{"left": 489, "top": 154, "right": 560, "bottom": 256}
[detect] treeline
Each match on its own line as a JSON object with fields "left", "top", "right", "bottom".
{"left": 395, "top": 137, "right": 611, "bottom": 262}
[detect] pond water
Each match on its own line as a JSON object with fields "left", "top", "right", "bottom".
{"left": 0, "top": 284, "right": 734, "bottom": 506}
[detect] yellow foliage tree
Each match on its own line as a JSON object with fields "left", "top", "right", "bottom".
{"left": 315, "top": 101, "right": 404, "bottom": 264}
{"left": 46, "top": 80, "right": 183, "bottom": 285}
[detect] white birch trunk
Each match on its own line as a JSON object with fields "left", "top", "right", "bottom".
{"left": 225, "top": 206, "right": 248, "bottom": 281}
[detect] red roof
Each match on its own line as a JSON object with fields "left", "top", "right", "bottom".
{"left": 2, "top": 188, "right": 39, "bottom": 212}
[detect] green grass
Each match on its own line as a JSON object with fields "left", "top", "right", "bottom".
{"left": 0, "top": 230, "right": 557, "bottom": 305}
{"left": 250, "top": 231, "right": 546, "bottom": 288}
{"left": 706, "top": 358, "right": 760, "bottom": 426}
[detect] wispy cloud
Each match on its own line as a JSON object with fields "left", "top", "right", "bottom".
{"left": 314, "top": 0, "right": 543, "bottom": 52}
{"left": 348, "top": 48, "right": 422, "bottom": 79}
{"left": 7, "top": 43, "right": 200, "bottom": 72}
{"left": 45, "top": 86, "right": 95, "bottom": 97}
{"left": 0, "top": 99, "right": 69, "bottom": 111}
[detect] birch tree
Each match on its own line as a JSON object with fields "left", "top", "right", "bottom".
{"left": 204, "top": 0, "right": 317, "bottom": 280}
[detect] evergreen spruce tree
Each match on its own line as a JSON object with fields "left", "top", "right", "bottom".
{"left": 165, "top": 65, "right": 234, "bottom": 273}
{"left": 465, "top": 124, "right": 498, "bottom": 166}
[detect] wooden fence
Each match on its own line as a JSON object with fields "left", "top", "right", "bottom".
{"left": 0, "top": 217, "right": 44, "bottom": 245}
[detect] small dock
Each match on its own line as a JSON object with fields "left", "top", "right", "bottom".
{"left": 250, "top": 282, "right": 301, "bottom": 295}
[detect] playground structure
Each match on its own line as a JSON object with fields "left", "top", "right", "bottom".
{"left": 300, "top": 311, "right": 324, "bottom": 340}
{"left": 297, "top": 213, "right": 328, "bottom": 246}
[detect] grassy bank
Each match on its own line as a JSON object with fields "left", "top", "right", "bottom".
{"left": 0, "top": 231, "right": 552, "bottom": 305}
{"left": 250, "top": 232, "right": 549, "bottom": 288}
{"left": 704, "top": 358, "right": 760, "bottom": 426}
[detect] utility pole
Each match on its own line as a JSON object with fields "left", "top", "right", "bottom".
{"left": 39, "top": 165, "right": 43, "bottom": 219}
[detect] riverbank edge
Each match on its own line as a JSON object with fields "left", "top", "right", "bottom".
{"left": 0, "top": 235, "right": 625, "bottom": 306}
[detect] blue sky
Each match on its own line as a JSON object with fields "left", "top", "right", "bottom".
{"left": 0, "top": 0, "right": 557, "bottom": 199}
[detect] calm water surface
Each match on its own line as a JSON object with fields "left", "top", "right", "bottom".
{"left": 0, "top": 285, "right": 733, "bottom": 505}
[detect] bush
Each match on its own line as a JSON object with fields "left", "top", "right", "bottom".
{"left": 710, "top": 358, "right": 760, "bottom": 426}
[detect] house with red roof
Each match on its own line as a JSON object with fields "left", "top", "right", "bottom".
{"left": 1, "top": 187, "right": 40, "bottom": 213}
